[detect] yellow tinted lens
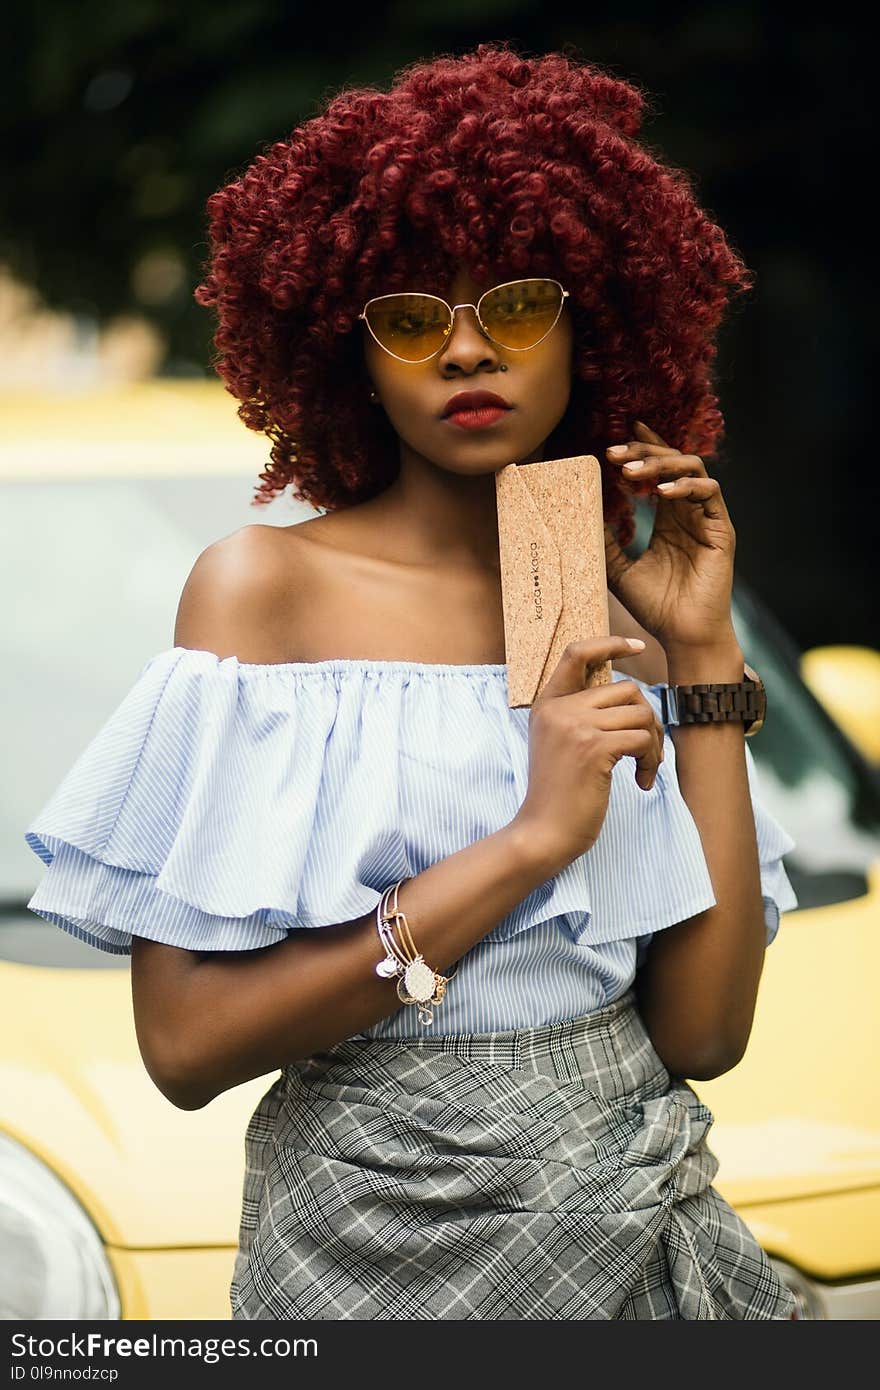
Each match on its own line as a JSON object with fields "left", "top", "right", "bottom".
{"left": 480, "top": 279, "right": 562, "bottom": 348}
{"left": 365, "top": 294, "right": 450, "bottom": 360}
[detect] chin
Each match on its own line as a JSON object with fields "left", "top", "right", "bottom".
{"left": 421, "top": 444, "right": 518, "bottom": 475}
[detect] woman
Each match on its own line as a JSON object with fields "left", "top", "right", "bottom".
{"left": 24, "top": 44, "right": 799, "bottom": 1319}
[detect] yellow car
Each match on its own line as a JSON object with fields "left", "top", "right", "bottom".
{"left": 2, "top": 384, "right": 879, "bottom": 1320}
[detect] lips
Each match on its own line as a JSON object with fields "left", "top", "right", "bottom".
{"left": 441, "top": 390, "right": 512, "bottom": 418}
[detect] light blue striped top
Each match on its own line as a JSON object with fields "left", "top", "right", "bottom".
{"left": 24, "top": 646, "right": 798, "bottom": 1038}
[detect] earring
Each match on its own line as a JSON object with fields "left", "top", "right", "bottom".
{"left": 369, "top": 389, "right": 379, "bottom": 403}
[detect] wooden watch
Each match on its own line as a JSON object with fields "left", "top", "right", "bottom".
{"left": 656, "top": 662, "right": 766, "bottom": 737}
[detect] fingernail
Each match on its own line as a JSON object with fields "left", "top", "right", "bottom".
{"left": 608, "top": 444, "right": 628, "bottom": 455}
{"left": 624, "top": 460, "right": 644, "bottom": 471}
{"left": 625, "top": 637, "right": 646, "bottom": 649}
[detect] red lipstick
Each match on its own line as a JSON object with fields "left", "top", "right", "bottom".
{"left": 441, "top": 389, "right": 513, "bottom": 431}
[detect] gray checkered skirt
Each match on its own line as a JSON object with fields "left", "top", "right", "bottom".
{"left": 230, "top": 989, "right": 796, "bottom": 1320}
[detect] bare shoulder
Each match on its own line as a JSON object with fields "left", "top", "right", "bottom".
{"left": 173, "top": 523, "right": 318, "bottom": 664}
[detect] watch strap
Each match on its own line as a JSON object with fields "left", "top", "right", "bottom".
{"left": 657, "top": 671, "right": 766, "bottom": 735}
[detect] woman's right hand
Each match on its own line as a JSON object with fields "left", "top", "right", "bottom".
{"left": 511, "top": 636, "right": 665, "bottom": 876}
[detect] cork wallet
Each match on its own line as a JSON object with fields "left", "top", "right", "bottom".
{"left": 495, "top": 454, "right": 611, "bottom": 709}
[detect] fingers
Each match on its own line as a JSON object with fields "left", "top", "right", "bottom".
{"left": 611, "top": 728, "right": 665, "bottom": 791}
{"left": 605, "top": 438, "right": 707, "bottom": 503}
{"left": 654, "top": 475, "right": 727, "bottom": 520}
{"left": 569, "top": 681, "right": 664, "bottom": 791}
{"left": 592, "top": 703, "right": 662, "bottom": 737}
{"left": 607, "top": 448, "right": 708, "bottom": 487}
{"left": 538, "top": 636, "right": 646, "bottom": 701}
{"left": 589, "top": 694, "right": 664, "bottom": 791}
{"left": 605, "top": 433, "right": 730, "bottom": 519}
{"left": 581, "top": 678, "right": 653, "bottom": 708}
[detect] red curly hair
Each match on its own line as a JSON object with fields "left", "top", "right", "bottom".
{"left": 195, "top": 41, "right": 753, "bottom": 546}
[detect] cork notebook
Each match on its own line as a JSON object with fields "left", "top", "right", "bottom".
{"left": 495, "top": 454, "right": 611, "bottom": 709}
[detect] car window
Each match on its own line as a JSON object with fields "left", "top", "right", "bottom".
{"left": 623, "top": 498, "right": 880, "bottom": 910}
{"left": 731, "top": 577, "right": 880, "bottom": 909}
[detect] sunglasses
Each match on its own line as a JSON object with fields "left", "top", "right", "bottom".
{"left": 358, "top": 277, "right": 569, "bottom": 363}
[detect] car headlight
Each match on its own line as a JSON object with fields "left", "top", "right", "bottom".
{"left": 771, "top": 1258, "right": 880, "bottom": 1320}
{"left": 0, "top": 1132, "right": 120, "bottom": 1319}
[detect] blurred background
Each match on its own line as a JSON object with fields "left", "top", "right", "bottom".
{"left": 3, "top": 4, "right": 880, "bottom": 1323}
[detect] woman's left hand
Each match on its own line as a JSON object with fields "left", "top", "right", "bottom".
{"left": 603, "top": 420, "right": 737, "bottom": 650}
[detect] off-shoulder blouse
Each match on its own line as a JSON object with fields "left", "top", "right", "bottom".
{"left": 23, "top": 647, "right": 798, "bottom": 1038}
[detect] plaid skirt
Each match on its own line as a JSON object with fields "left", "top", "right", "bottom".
{"left": 229, "top": 989, "right": 796, "bottom": 1320}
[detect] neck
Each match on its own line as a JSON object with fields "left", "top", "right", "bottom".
{"left": 371, "top": 438, "right": 547, "bottom": 572}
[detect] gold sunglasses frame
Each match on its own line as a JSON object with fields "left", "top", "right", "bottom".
{"left": 358, "top": 277, "right": 570, "bottom": 364}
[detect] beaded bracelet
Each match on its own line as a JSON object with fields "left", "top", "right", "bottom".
{"left": 374, "top": 878, "right": 457, "bottom": 1026}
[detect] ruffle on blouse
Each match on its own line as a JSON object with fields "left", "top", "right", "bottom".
{"left": 23, "top": 647, "right": 798, "bottom": 956}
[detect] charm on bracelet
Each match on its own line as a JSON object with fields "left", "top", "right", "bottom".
{"left": 374, "top": 878, "right": 456, "bottom": 1026}
{"left": 401, "top": 956, "right": 437, "bottom": 1003}
{"left": 396, "top": 959, "right": 451, "bottom": 1027}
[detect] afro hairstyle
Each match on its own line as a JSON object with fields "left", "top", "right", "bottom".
{"left": 195, "top": 41, "right": 753, "bottom": 546}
